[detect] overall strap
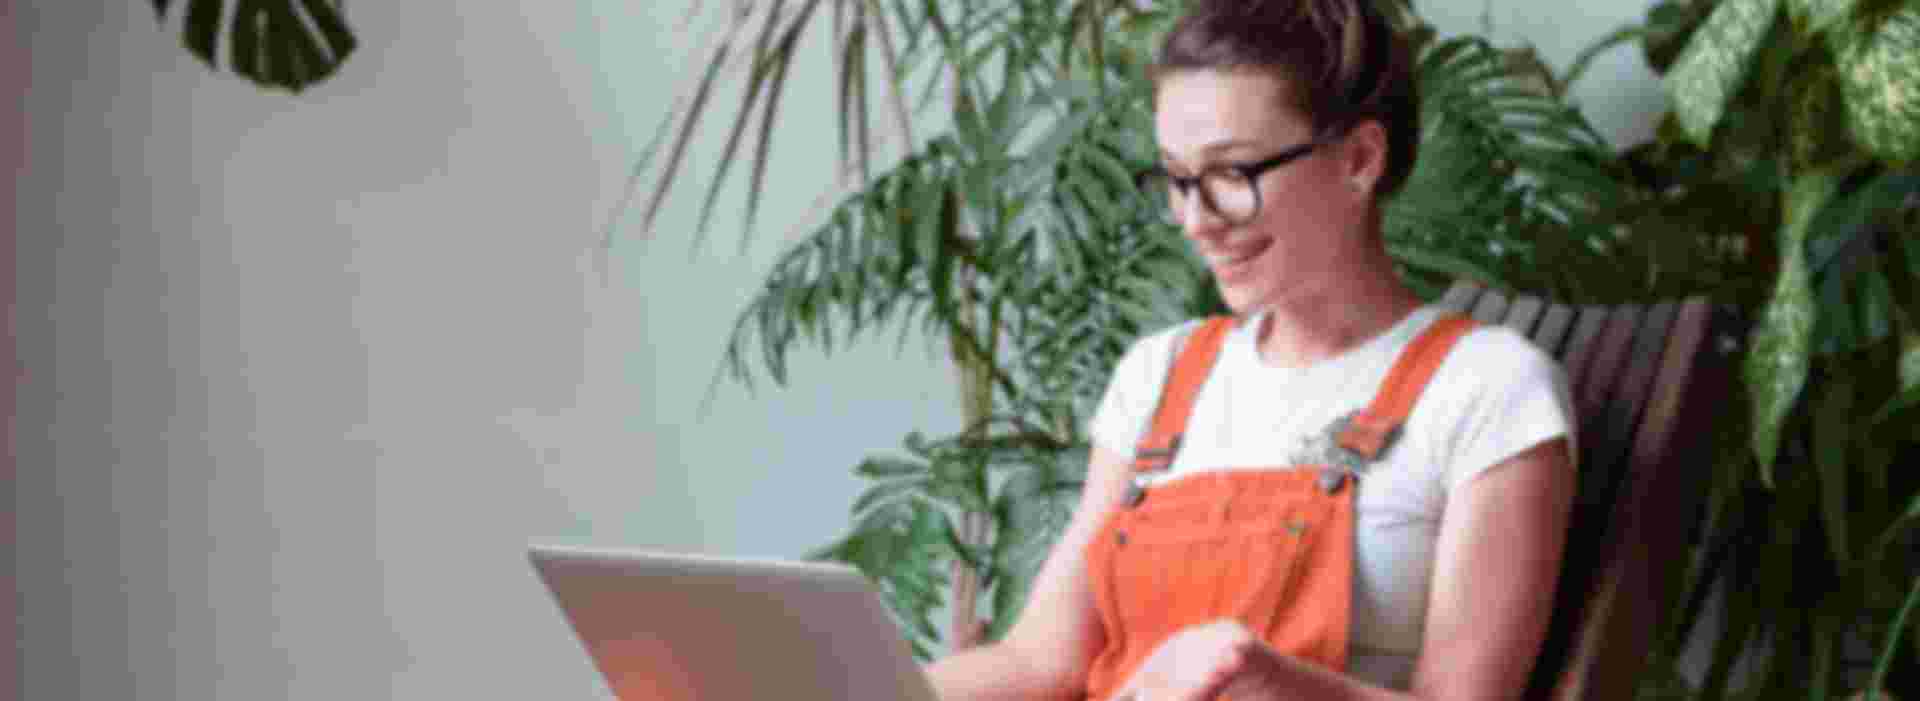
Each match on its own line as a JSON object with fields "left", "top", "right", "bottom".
{"left": 1131, "top": 317, "right": 1238, "bottom": 473}
{"left": 1129, "top": 312, "right": 1480, "bottom": 474}
{"left": 1335, "top": 314, "right": 1480, "bottom": 460}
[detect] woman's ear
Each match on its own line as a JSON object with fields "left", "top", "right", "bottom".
{"left": 1342, "top": 119, "right": 1390, "bottom": 194}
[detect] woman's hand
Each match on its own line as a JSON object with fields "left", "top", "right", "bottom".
{"left": 1108, "top": 619, "right": 1278, "bottom": 701}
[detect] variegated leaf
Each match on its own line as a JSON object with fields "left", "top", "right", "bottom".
{"left": 1789, "top": 62, "right": 1854, "bottom": 171}
{"left": 1666, "top": 0, "right": 1783, "bottom": 145}
{"left": 1788, "top": 0, "right": 1861, "bottom": 36}
{"left": 1644, "top": 1, "right": 1717, "bottom": 76}
{"left": 1747, "top": 170, "right": 1841, "bottom": 483}
{"left": 1835, "top": 5, "right": 1920, "bottom": 163}
{"left": 1902, "top": 331, "right": 1920, "bottom": 390}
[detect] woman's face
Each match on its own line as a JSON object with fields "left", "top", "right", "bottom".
{"left": 1153, "top": 69, "right": 1382, "bottom": 313}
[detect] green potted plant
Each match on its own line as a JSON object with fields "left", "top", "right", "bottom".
{"left": 1576, "top": 0, "right": 1920, "bottom": 698}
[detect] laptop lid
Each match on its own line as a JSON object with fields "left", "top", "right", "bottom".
{"left": 528, "top": 544, "right": 941, "bottom": 701}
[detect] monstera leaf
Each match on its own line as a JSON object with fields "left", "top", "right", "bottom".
{"left": 150, "top": 0, "right": 357, "bottom": 93}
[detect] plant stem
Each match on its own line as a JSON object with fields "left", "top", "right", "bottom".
{"left": 941, "top": 23, "right": 993, "bottom": 650}
{"left": 948, "top": 277, "right": 991, "bottom": 651}
{"left": 852, "top": 0, "right": 991, "bottom": 651}
{"left": 1866, "top": 576, "right": 1920, "bottom": 701}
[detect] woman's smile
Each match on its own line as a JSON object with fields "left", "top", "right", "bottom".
{"left": 1201, "top": 237, "right": 1274, "bottom": 282}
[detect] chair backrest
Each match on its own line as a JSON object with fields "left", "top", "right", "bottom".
{"left": 1435, "top": 282, "right": 1737, "bottom": 701}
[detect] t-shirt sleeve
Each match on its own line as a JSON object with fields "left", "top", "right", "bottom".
{"left": 1086, "top": 323, "right": 1194, "bottom": 460}
{"left": 1442, "top": 328, "right": 1580, "bottom": 491}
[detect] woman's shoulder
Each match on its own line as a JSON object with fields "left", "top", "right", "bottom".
{"left": 1422, "top": 313, "right": 1573, "bottom": 403}
{"left": 1120, "top": 317, "right": 1214, "bottom": 365}
{"left": 1448, "top": 315, "right": 1564, "bottom": 375}
{"left": 1420, "top": 312, "right": 1581, "bottom": 487}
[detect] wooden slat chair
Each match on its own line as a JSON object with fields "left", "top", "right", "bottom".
{"left": 1435, "top": 281, "right": 1738, "bottom": 701}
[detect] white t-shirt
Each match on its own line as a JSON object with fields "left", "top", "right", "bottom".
{"left": 1087, "top": 305, "right": 1578, "bottom": 690}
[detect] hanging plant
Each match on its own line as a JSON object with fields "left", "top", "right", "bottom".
{"left": 149, "top": 0, "right": 357, "bottom": 93}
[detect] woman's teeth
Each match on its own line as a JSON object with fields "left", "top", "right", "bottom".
{"left": 1207, "top": 241, "right": 1268, "bottom": 267}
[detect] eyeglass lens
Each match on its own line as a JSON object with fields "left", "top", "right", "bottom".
{"left": 1141, "top": 170, "right": 1260, "bottom": 225}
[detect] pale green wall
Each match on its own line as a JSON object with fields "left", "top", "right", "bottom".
{"left": 13, "top": 1, "right": 1674, "bottom": 699}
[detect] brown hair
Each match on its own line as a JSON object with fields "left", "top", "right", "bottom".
{"left": 1153, "top": 0, "right": 1420, "bottom": 198}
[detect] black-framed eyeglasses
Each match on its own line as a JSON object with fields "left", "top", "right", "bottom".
{"left": 1134, "top": 135, "right": 1338, "bottom": 226}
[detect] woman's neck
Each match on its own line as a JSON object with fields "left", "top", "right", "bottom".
{"left": 1249, "top": 246, "right": 1424, "bottom": 369}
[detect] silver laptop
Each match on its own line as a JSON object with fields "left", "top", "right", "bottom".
{"left": 529, "top": 544, "right": 942, "bottom": 701}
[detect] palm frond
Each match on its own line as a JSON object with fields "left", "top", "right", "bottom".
{"left": 616, "top": 0, "right": 1150, "bottom": 250}
{"left": 713, "top": 137, "right": 1014, "bottom": 396}
{"left": 1387, "top": 36, "right": 1647, "bottom": 302}
{"left": 618, "top": 0, "right": 917, "bottom": 249}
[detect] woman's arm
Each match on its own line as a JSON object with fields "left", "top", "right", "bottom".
{"left": 1405, "top": 436, "right": 1574, "bottom": 699}
{"left": 1112, "top": 437, "right": 1576, "bottom": 701}
{"left": 924, "top": 443, "right": 1137, "bottom": 701}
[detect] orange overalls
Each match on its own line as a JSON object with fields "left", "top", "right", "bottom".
{"left": 1082, "top": 313, "right": 1479, "bottom": 700}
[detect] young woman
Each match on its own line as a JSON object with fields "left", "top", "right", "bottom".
{"left": 924, "top": 1, "right": 1578, "bottom": 699}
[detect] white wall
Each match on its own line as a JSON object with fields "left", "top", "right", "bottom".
{"left": 5, "top": 0, "right": 24, "bottom": 696}
{"left": 12, "top": 1, "right": 1671, "bottom": 699}
{"left": 15, "top": 2, "right": 960, "bottom": 699}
